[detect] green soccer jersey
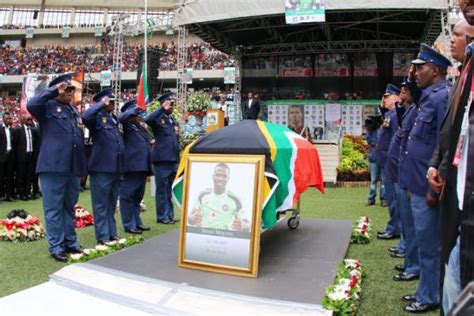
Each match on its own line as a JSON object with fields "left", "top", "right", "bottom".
{"left": 197, "top": 189, "right": 242, "bottom": 230}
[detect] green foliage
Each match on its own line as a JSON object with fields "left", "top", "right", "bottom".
{"left": 338, "top": 135, "right": 370, "bottom": 181}
{"left": 185, "top": 90, "right": 211, "bottom": 115}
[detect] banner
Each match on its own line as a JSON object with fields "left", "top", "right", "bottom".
{"left": 315, "top": 53, "right": 350, "bottom": 77}
{"left": 393, "top": 52, "right": 412, "bottom": 77}
{"left": 354, "top": 53, "right": 378, "bottom": 77}
{"left": 25, "top": 28, "right": 34, "bottom": 39}
{"left": 185, "top": 68, "right": 193, "bottom": 84}
{"left": 342, "top": 105, "right": 362, "bottom": 135}
{"left": 95, "top": 26, "right": 104, "bottom": 37}
{"left": 279, "top": 56, "right": 313, "bottom": 77}
{"left": 242, "top": 57, "right": 277, "bottom": 77}
{"left": 285, "top": 0, "right": 326, "bottom": 24}
{"left": 99, "top": 70, "right": 112, "bottom": 87}
{"left": 62, "top": 27, "right": 71, "bottom": 38}
{"left": 224, "top": 67, "right": 236, "bottom": 84}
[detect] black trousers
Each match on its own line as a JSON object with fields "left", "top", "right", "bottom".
{"left": 0, "top": 151, "right": 14, "bottom": 198}
{"left": 15, "top": 153, "right": 34, "bottom": 198}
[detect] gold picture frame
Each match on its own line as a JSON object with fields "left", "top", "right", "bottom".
{"left": 178, "top": 154, "right": 265, "bottom": 278}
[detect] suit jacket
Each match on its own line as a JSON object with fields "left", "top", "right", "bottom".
{"left": 27, "top": 86, "right": 86, "bottom": 176}
{"left": 118, "top": 108, "right": 152, "bottom": 174}
{"left": 32, "top": 124, "right": 41, "bottom": 160}
{"left": 0, "top": 124, "right": 14, "bottom": 162}
{"left": 243, "top": 99, "right": 260, "bottom": 120}
{"left": 13, "top": 125, "right": 35, "bottom": 162}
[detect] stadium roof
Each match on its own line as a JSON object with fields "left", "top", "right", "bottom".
{"left": 1, "top": 0, "right": 178, "bottom": 9}
{"left": 174, "top": 0, "right": 449, "bottom": 57}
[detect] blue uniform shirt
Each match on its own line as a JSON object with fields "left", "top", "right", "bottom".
{"left": 398, "top": 105, "right": 419, "bottom": 190}
{"left": 118, "top": 107, "right": 152, "bottom": 173}
{"left": 26, "top": 86, "right": 86, "bottom": 176}
{"left": 145, "top": 107, "right": 180, "bottom": 163}
{"left": 366, "top": 130, "right": 378, "bottom": 163}
{"left": 404, "top": 79, "right": 450, "bottom": 196}
{"left": 376, "top": 109, "right": 398, "bottom": 168}
{"left": 82, "top": 102, "right": 124, "bottom": 173}
{"left": 384, "top": 105, "right": 410, "bottom": 183}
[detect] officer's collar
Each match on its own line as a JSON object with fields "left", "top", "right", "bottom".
{"left": 422, "top": 79, "right": 450, "bottom": 94}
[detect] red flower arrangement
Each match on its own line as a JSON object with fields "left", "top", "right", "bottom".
{"left": 74, "top": 204, "right": 94, "bottom": 228}
{"left": 0, "top": 209, "right": 45, "bottom": 242}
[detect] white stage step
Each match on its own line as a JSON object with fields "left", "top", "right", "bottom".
{"left": 314, "top": 143, "right": 339, "bottom": 184}
{"left": 0, "top": 263, "right": 330, "bottom": 316}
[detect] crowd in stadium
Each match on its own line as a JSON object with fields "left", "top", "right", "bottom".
{"left": 0, "top": 40, "right": 233, "bottom": 75}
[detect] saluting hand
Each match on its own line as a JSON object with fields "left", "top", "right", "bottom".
{"left": 162, "top": 100, "right": 172, "bottom": 111}
{"left": 102, "top": 96, "right": 110, "bottom": 106}
{"left": 408, "top": 64, "right": 416, "bottom": 82}
{"left": 57, "top": 82, "right": 68, "bottom": 94}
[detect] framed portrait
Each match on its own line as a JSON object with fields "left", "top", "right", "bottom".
{"left": 178, "top": 154, "right": 265, "bottom": 278}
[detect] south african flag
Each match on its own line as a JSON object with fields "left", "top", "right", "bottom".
{"left": 172, "top": 120, "right": 324, "bottom": 229}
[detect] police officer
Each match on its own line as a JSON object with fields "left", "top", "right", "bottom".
{"left": 145, "top": 93, "right": 180, "bottom": 224}
{"left": 26, "top": 74, "right": 86, "bottom": 262}
{"left": 384, "top": 80, "right": 421, "bottom": 282}
{"left": 117, "top": 99, "right": 151, "bottom": 234}
{"left": 377, "top": 84, "right": 402, "bottom": 241}
{"left": 82, "top": 89, "right": 124, "bottom": 244}
{"left": 401, "top": 43, "right": 451, "bottom": 313}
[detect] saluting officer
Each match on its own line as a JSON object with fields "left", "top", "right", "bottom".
{"left": 82, "top": 89, "right": 124, "bottom": 244}
{"left": 145, "top": 93, "right": 180, "bottom": 224}
{"left": 377, "top": 84, "right": 403, "bottom": 241}
{"left": 117, "top": 99, "right": 151, "bottom": 234}
{"left": 26, "top": 74, "right": 86, "bottom": 262}
{"left": 401, "top": 43, "right": 451, "bottom": 313}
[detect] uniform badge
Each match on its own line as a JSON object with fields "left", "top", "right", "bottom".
{"left": 160, "top": 118, "right": 166, "bottom": 125}
{"left": 56, "top": 107, "right": 62, "bottom": 113}
{"left": 102, "top": 117, "right": 107, "bottom": 124}
{"left": 382, "top": 118, "right": 390, "bottom": 127}
{"left": 222, "top": 204, "right": 229, "bottom": 212}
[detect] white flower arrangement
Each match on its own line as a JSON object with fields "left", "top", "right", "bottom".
{"left": 351, "top": 216, "right": 371, "bottom": 244}
{"left": 323, "top": 259, "right": 364, "bottom": 315}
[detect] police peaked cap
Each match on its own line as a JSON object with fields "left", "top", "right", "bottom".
{"left": 48, "top": 73, "right": 74, "bottom": 88}
{"left": 157, "top": 92, "right": 176, "bottom": 103}
{"left": 120, "top": 99, "right": 137, "bottom": 112}
{"left": 411, "top": 43, "right": 452, "bottom": 69}
{"left": 384, "top": 84, "right": 400, "bottom": 96}
{"left": 93, "top": 88, "right": 115, "bottom": 103}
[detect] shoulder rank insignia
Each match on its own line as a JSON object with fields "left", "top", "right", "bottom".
{"left": 160, "top": 118, "right": 166, "bottom": 125}
{"left": 102, "top": 116, "right": 107, "bottom": 124}
{"left": 56, "top": 106, "right": 62, "bottom": 113}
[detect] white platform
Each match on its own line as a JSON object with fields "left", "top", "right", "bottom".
{"left": 0, "top": 263, "right": 330, "bottom": 316}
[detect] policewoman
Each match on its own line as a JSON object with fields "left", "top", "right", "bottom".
{"left": 145, "top": 93, "right": 180, "bottom": 224}
{"left": 117, "top": 99, "right": 151, "bottom": 234}
{"left": 26, "top": 74, "right": 86, "bottom": 262}
{"left": 82, "top": 89, "right": 124, "bottom": 244}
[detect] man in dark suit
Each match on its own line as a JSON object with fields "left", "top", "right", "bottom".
{"left": 31, "top": 120, "right": 42, "bottom": 199}
{"left": 426, "top": 18, "right": 474, "bottom": 313}
{"left": 243, "top": 92, "right": 260, "bottom": 120}
{"left": 0, "top": 112, "right": 15, "bottom": 201}
{"left": 13, "top": 113, "right": 35, "bottom": 200}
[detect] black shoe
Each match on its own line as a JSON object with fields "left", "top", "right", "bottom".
{"left": 125, "top": 228, "right": 142, "bottom": 234}
{"left": 381, "top": 201, "right": 388, "bottom": 207}
{"left": 394, "top": 264, "right": 405, "bottom": 272}
{"left": 157, "top": 219, "right": 172, "bottom": 224}
{"left": 366, "top": 200, "right": 375, "bottom": 206}
{"left": 21, "top": 195, "right": 29, "bottom": 201}
{"left": 402, "top": 294, "right": 417, "bottom": 303}
{"left": 378, "top": 230, "right": 386, "bottom": 235}
{"left": 404, "top": 302, "right": 439, "bottom": 313}
{"left": 377, "top": 233, "right": 400, "bottom": 240}
{"left": 390, "top": 251, "right": 405, "bottom": 258}
{"left": 97, "top": 240, "right": 107, "bottom": 245}
{"left": 66, "top": 247, "right": 84, "bottom": 254}
{"left": 393, "top": 272, "right": 419, "bottom": 281}
{"left": 5, "top": 196, "right": 15, "bottom": 202}
{"left": 110, "top": 236, "right": 122, "bottom": 241}
{"left": 137, "top": 225, "right": 150, "bottom": 231}
{"left": 388, "top": 246, "right": 399, "bottom": 253}
{"left": 169, "top": 219, "right": 180, "bottom": 224}
{"left": 51, "top": 252, "right": 68, "bottom": 262}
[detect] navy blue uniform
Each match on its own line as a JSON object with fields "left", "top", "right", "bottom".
{"left": 145, "top": 107, "right": 180, "bottom": 222}
{"left": 27, "top": 85, "right": 86, "bottom": 255}
{"left": 82, "top": 101, "right": 124, "bottom": 242}
{"left": 118, "top": 107, "right": 151, "bottom": 231}
{"left": 405, "top": 79, "right": 450, "bottom": 306}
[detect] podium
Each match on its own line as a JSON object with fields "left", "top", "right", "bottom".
{"left": 206, "top": 109, "right": 225, "bottom": 132}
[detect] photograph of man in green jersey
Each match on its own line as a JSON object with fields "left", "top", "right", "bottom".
{"left": 188, "top": 163, "right": 250, "bottom": 232}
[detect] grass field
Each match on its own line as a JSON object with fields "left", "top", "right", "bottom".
{"left": 0, "top": 185, "right": 437, "bottom": 315}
